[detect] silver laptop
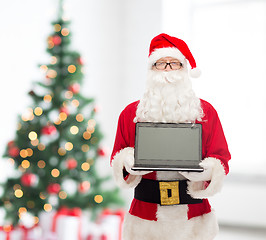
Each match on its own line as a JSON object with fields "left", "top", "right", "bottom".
{"left": 132, "top": 122, "right": 204, "bottom": 172}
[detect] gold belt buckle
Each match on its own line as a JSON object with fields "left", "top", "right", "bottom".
{"left": 159, "top": 181, "right": 180, "bottom": 205}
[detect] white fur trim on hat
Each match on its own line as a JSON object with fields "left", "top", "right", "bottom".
{"left": 148, "top": 47, "right": 185, "bottom": 68}
{"left": 112, "top": 147, "right": 142, "bottom": 189}
{"left": 186, "top": 157, "right": 226, "bottom": 199}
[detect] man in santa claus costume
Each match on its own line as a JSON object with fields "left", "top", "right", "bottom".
{"left": 111, "top": 33, "right": 231, "bottom": 240}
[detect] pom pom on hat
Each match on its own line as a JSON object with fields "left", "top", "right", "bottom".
{"left": 190, "top": 67, "right": 201, "bottom": 78}
{"left": 148, "top": 33, "right": 201, "bottom": 78}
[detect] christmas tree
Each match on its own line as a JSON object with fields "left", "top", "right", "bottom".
{"left": 0, "top": 1, "right": 123, "bottom": 227}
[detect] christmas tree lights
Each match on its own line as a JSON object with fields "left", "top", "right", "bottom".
{"left": 0, "top": 1, "right": 124, "bottom": 228}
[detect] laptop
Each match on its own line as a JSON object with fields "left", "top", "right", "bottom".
{"left": 132, "top": 122, "right": 204, "bottom": 172}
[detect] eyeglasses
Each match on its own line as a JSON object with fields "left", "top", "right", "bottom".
{"left": 153, "top": 61, "right": 183, "bottom": 70}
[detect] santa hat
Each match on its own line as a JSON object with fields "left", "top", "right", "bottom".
{"left": 148, "top": 33, "right": 201, "bottom": 78}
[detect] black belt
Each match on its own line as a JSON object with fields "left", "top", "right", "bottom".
{"left": 134, "top": 178, "right": 202, "bottom": 206}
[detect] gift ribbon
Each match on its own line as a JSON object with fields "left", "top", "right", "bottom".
{"left": 100, "top": 209, "right": 125, "bottom": 240}
{"left": 19, "top": 224, "right": 39, "bottom": 240}
{"left": 0, "top": 224, "right": 39, "bottom": 240}
{"left": 52, "top": 206, "right": 82, "bottom": 240}
{"left": 0, "top": 225, "right": 14, "bottom": 240}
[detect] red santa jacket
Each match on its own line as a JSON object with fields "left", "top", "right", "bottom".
{"left": 111, "top": 99, "right": 231, "bottom": 221}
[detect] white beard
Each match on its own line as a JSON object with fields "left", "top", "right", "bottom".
{"left": 135, "top": 69, "right": 203, "bottom": 123}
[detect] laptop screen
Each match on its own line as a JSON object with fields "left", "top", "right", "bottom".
{"left": 134, "top": 122, "right": 202, "bottom": 167}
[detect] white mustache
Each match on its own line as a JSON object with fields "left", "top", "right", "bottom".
{"left": 163, "top": 72, "right": 183, "bottom": 83}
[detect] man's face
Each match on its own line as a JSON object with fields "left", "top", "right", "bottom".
{"left": 152, "top": 57, "right": 183, "bottom": 72}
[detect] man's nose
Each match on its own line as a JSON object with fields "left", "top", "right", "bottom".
{"left": 164, "top": 64, "right": 172, "bottom": 71}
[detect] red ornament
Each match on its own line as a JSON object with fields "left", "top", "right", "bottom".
{"left": 47, "top": 183, "right": 61, "bottom": 194}
{"left": 52, "top": 35, "right": 62, "bottom": 46}
{"left": 60, "top": 107, "right": 69, "bottom": 115}
{"left": 77, "top": 57, "right": 84, "bottom": 65}
{"left": 41, "top": 125, "right": 57, "bottom": 135}
{"left": 8, "top": 146, "right": 20, "bottom": 158}
{"left": 68, "top": 83, "right": 80, "bottom": 94}
{"left": 8, "top": 141, "right": 15, "bottom": 147}
{"left": 97, "top": 147, "right": 108, "bottom": 157}
{"left": 78, "top": 181, "right": 90, "bottom": 193}
{"left": 21, "top": 173, "right": 37, "bottom": 187}
{"left": 93, "top": 105, "right": 100, "bottom": 113}
{"left": 66, "top": 158, "right": 77, "bottom": 170}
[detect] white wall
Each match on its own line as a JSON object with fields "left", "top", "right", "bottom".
{"left": 0, "top": 0, "right": 55, "bottom": 157}
{"left": 162, "top": 0, "right": 266, "bottom": 228}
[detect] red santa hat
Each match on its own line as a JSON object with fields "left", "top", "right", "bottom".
{"left": 148, "top": 33, "right": 201, "bottom": 78}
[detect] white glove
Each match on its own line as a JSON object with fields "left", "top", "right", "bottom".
{"left": 179, "top": 161, "right": 212, "bottom": 182}
{"left": 180, "top": 157, "right": 226, "bottom": 199}
{"left": 122, "top": 147, "right": 152, "bottom": 176}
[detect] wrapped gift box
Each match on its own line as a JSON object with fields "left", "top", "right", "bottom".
{"left": 39, "top": 207, "right": 82, "bottom": 240}
{"left": 0, "top": 227, "right": 23, "bottom": 240}
{"left": 39, "top": 208, "right": 124, "bottom": 240}
{"left": 0, "top": 226, "right": 28, "bottom": 240}
{"left": 97, "top": 209, "right": 124, "bottom": 240}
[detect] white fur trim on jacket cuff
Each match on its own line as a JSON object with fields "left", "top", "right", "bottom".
{"left": 187, "top": 157, "right": 226, "bottom": 199}
{"left": 112, "top": 147, "right": 142, "bottom": 189}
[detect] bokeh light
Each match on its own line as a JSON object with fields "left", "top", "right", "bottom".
{"left": 21, "top": 160, "right": 30, "bottom": 169}
{"left": 81, "top": 162, "right": 90, "bottom": 171}
{"left": 65, "top": 142, "right": 73, "bottom": 151}
{"left": 81, "top": 144, "right": 89, "bottom": 152}
{"left": 58, "top": 147, "right": 66, "bottom": 156}
{"left": 54, "top": 24, "right": 61, "bottom": 32}
{"left": 68, "top": 64, "right": 76, "bottom": 73}
{"left": 44, "top": 95, "right": 52, "bottom": 103}
{"left": 94, "top": 195, "right": 103, "bottom": 204}
{"left": 51, "top": 168, "right": 60, "bottom": 177}
{"left": 37, "top": 143, "right": 46, "bottom": 151}
{"left": 28, "top": 131, "right": 37, "bottom": 141}
{"left": 43, "top": 203, "right": 52, "bottom": 212}
{"left": 37, "top": 160, "right": 46, "bottom": 168}
{"left": 61, "top": 28, "right": 70, "bottom": 36}
{"left": 76, "top": 114, "right": 84, "bottom": 122}
{"left": 14, "top": 189, "right": 23, "bottom": 198}
{"left": 70, "top": 126, "right": 79, "bottom": 135}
